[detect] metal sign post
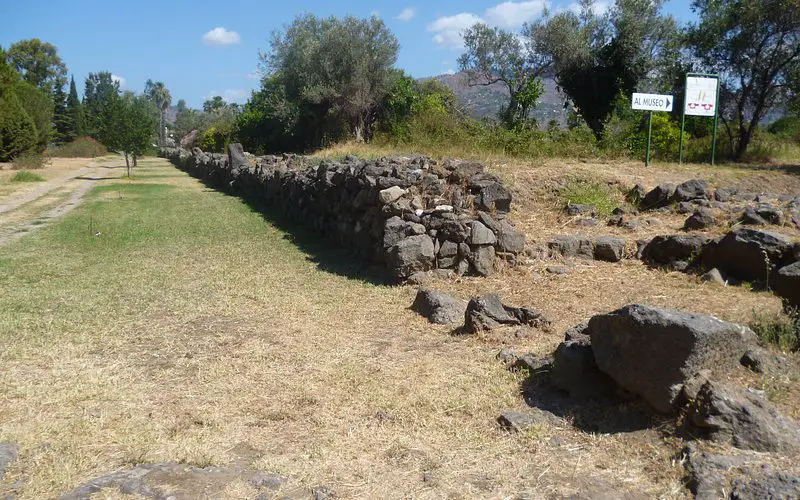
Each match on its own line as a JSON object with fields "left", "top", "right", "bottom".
{"left": 631, "top": 92, "right": 673, "bottom": 168}
{"left": 679, "top": 73, "right": 720, "bottom": 165}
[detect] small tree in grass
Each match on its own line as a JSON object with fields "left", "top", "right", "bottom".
{"left": 103, "top": 92, "right": 155, "bottom": 177}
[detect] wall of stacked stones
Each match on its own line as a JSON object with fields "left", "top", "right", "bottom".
{"left": 160, "top": 145, "right": 526, "bottom": 281}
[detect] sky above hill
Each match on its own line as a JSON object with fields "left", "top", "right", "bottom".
{"left": 1, "top": 0, "right": 695, "bottom": 108}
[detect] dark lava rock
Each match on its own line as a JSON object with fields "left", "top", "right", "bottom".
{"left": 464, "top": 294, "right": 519, "bottom": 332}
{"left": 641, "top": 183, "right": 676, "bottom": 210}
{"left": 588, "top": 304, "right": 756, "bottom": 413}
{"left": 774, "top": 261, "right": 800, "bottom": 309}
{"left": 673, "top": 179, "right": 711, "bottom": 202}
{"left": 702, "top": 228, "right": 795, "bottom": 283}
{"left": 389, "top": 235, "right": 436, "bottom": 279}
{"left": 565, "top": 204, "right": 597, "bottom": 216}
{"left": 686, "top": 380, "right": 800, "bottom": 452}
{"left": 640, "top": 234, "right": 711, "bottom": 270}
{"left": 684, "top": 208, "right": 716, "bottom": 230}
{"left": 594, "top": 236, "right": 625, "bottom": 262}
{"left": 548, "top": 235, "right": 594, "bottom": 259}
{"left": 551, "top": 334, "right": 616, "bottom": 400}
{"left": 468, "top": 245, "right": 496, "bottom": 276}
{"left": 411, "top": 289, "right": 468, "bottom": 325}
{"left": 498, "top": 409, "right": 560, "bottom": 432}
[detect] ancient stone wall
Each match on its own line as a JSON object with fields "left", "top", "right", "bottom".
{"left": 160, "top": 144, "right": 526, "bottom": 281}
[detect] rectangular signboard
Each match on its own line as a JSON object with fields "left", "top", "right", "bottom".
{"left": 631, "top": 93, "right": 673, "bottom": 112}
{"left": 685, "top": 76, "right": 718, "bottom": 116}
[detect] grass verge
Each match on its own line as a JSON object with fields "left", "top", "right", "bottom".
{"left": 9, "top": 171, "right": 45, "bottom": 183}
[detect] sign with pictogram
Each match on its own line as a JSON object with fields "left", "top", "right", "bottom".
{"left": 684, "top": 76, "right": 718, "bottom": 117}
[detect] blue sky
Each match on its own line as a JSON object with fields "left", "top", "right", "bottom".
{"left": 1, "top": 0, "right": 695, "bottom": 108}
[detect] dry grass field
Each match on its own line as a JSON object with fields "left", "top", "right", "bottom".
{"left": 0, "top": 153, "right": 798, "bottom": 498}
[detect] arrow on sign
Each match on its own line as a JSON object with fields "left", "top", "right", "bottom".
{"left": 631, "top": 92, "right": 674, "bottom": 112}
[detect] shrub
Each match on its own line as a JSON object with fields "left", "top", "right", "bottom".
{"left": 11, "top": 151, "right": 46, "bottom": 170}
{"left": 0, "top": 92, "right": 37, "bottom": 162}
{"left": 750, "top": 308, "right": 800, "bottom": 352}
{"left": 49, "top": 136, "right": 108, "bottom": 158}
{"left": 560, "top": 180, "right": 619, "bottom": 215}
{"left": 10, "top": 170, "right": 44, "bottom": 182}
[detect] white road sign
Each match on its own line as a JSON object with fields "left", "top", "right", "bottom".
{"left": 685, "top": 76, "right": 718, "bottom": 116}
{"left": 631, "top": 93, "right": 673, "bottom": 112}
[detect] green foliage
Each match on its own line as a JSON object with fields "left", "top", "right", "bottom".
{"left": 262, "top": 14, "right": 399, "bottom": 146}
{"left": 750, "top": 308, "right": 800, "bottom": 353}
{"left": 11, "top": 151, "right": 46, "bottom": 170}
{"left": 687, "top": 0, "right": 800, "bottom": 159}
{"left": 10, "top": 170, "right": 44, "bottom": 182}
{"left": 234, "top": 77, "right": 300, "bottom": 153}
{"left": 527, "top": 0, "right": 679, "bottom": 139}
{"left": 768, "top": 116, "right": 800, "bottom": 141}
{"left": 52, "top": 82, "right": 69, "bottom": 144}
{"left": 49, "top": 136, "right": 108, "bottom": 158}
{"left": 145, "top": 79, "right": 171, "bottom": 146}
{"left": 6, "top": 38, "right": 67, "bottom": 96}
{"left": 10, "top": 80, "right": 52, "bottom": 151}
{"left": 203, "top": 96, "right": 225, "bottom": 113}
{"left": 0, "top": 92, "right": 37, "bottom": 161}
{"left": 560, "top": 180, "right": 619, "bottom": 216}
{"left": 199, "top": 126, "right": 228, "bottom": 153}
{"left": 83, "top": 71, "right": 120, "bottom": 139}
{"left": 458, "top": 23, "right": 547, "bottom": 128}
{"left": 65, "top": 76, "right": 85, "bottom": 141}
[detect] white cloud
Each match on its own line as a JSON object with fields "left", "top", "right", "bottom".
{"left": 202, "top": 27, "right": 241, "bottom": 46}
{"left": 207, "top": 89, "right": 248, "bottom": 103}
{"left": 427, "top": 13, "right": 482, "bottom": 49}
{"left": 246, "top": 71, "right": 261, "bottom": 80}
{"left": 370, "top": 10, "right": 381, "bottom": 17}
{"left": 394, "top": 8, "right": 416, "bottom": 21}
{"left": 567, "top": 0, "right": 610, "bottom": 16}
{"left": 428, "top": 1, "right": 549, "bottom": 49}
{"left": 443, "top": 68, "right": 456, "bottom": 75}
{"left": 111, "top": 74, "right": 126, "bottom": 88}
{"left": 484, "top": 0, "right": 548, "bottom": 28}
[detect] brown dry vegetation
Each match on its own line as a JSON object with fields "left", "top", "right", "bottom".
{"left": 0, "top": 152, "right": 798, "bottom": 498}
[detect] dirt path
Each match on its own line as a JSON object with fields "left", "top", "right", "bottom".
{"left": 0, "top": 157, "right": 126, "bottom": 246}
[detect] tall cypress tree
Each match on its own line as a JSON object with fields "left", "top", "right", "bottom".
{"left": 65, "top": 75, "right": 84, "bottom": 140}
{"left": 52, "top": 82, "right": 69, "bottom": 143}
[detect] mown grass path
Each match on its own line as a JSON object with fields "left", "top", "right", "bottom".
{"left": 0, "top": 157, "right": 690, "bottom": 498}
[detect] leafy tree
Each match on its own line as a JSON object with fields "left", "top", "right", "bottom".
{"left": 0, "top": 46, "right": 20, "bottom": 91}
{"left": 203, "top": 96, "right": 225, "bottom": 112}
{"left": 52, "top": 82, "right": 69, "bottom": 143}
{"left": 527, "top": 0, "right": 678, "bottom": 139}
{"left": 83, "top": 72, "right": 120, "bottom": 139}
{"left": 262, "top": 14, "right": 399, "bottom": 146}
{"left": 687, "top": 0, "right": 800, "bottom": 159}
{"left": 234, "top": 75, "right": 300, "bottom": 153}
{"left": 458, "top": 23, "right": 547, "bottom": 128}
{"left": 65, "top": 76, "right": 85, "bottom": 140}
{"left": 6, "top": 39, "right": 67, "bottom": 96}
{"left": 0, "top": 92, "right": 37, "bottom": 161}
{"left": 144, "top": 79, "right": 171, "bottom": 146}
{"left": 101, "top": 92, "right": 155, "bottom": 175}
{"left": 10, "top": 81, "right": 52, "bottom": 150}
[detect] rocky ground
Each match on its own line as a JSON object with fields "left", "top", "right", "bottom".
{"left": 0, "top": 152, "right": 798, "bottom": 498}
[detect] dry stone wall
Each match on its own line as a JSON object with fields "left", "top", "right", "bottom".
{"left": 160, "top": 144, "right": 526, "bottom": 281}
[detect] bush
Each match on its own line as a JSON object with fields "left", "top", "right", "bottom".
{"left": 11, "top": 151, "right": 46, "bottom": 170}
{"left": 49, "top": 136, "right": 108, "bottom": 158}
{"left": 750, "top": 308, "right": 800, "bottom": 352}
{"left": 10, "top": 170, "right": 44, "bottom": 182}
{"left": 0, "top": 92, "right": 37, "bottom": 162}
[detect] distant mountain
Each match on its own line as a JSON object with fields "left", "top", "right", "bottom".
{"left": 421, "top": 72, "right": 569, "bottom": 127}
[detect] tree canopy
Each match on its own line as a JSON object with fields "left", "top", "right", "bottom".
{"left": 6, "top": 38, "right": 67, "bottom": 96}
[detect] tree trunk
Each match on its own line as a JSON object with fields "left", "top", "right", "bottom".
{"left": 353, "top": 116, "right": 365, "bottom": 143}
{"left": 734, "top": 127, "right": 754, "bottom": 161}
{"left": 124, "top": 152, "right": 131, "bottom": 178}
{"left": 133, "top": 154, "right": 138, "bottom": 168}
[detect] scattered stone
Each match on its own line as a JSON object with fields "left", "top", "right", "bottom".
{"left": 563, "top": 322, "right": 590, "bottom": 343}
{"left": 701, "top": 268, "right": 725, "bottom": 284}
{"left": 0, "top": 443, "right": 18, "bottom": 480}
{"left": 588, "top": 304, "right": 756, "bottom": 413}
{"left": 682, "top": 443, "right": 800, "bottom": 500}
{"left": 498, "top": 409, "right": 560, "bottom": 432}
{"left": 311, "top": 485, "right": 333, "bottom": 500}
{"left": 248, "top": 471, "right": 285, "bottom": 490}
{"left": 686, "top": 380, "right": 800, "bottom": 452}
{"left": 740, "top": 347, "right": 791, "bottom": 377}
{"left": 464, "top": 294, "right": 519, "bottom": 332}
{"left": 641, "top": 183, "right": 676, "bottom": 210}
{"left": 702, "top": 228, "right": 795, "bottom": 283}
{"left": 677, "top": 201, "right": 694, "bottom": 214}
{"left": 673, "top": 179, "right": 711, "bottom": 202}
{"left": 640, "top": 234, "right": 710, "bottom": 270}
{"left": 565, "top": 204, "right": 597, "bottom": 216}
{"left": 551, "top": 333, "right": 615, "bottom": 399}
{"left": 411, "top": 289, "right": 468, "bottom": 325}
{"left": 574, "top": 218, "right": 599, "bottom": 227}
{"left": 546, "top": 265, "right": 570, "bottom": 275}
{"left": 684, "top": 208, "right": 716, "bottom": 230}
{"left": 548, "top": 235, "right": 594, "bottom": 259}
{"left": 775, "top": 261, "right": 800, "bottom": 309}
{"left": 627, "top": 184, "right": 647, "bottom": 205}
{"left": 593, "top": 236, "right": 625, "bottom": 262}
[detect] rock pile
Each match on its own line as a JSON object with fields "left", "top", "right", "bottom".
{"left": 161, "top": 145, "right": 526, "bottom": 281}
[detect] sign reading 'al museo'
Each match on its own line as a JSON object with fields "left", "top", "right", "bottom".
{"left": 631, "top": 93, "right": 674, "bottom": 112}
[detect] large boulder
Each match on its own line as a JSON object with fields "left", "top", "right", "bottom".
{"left": 774, "top": 261, "right": 800, "bottom": 309}
{"left": 684, "top": 208, "right": 716, "bottom": 231}
{"left": 588, "top": 304, "right": 756, "bottom": 413}
{"left": 411, "top": 289, "right": 468, "bottom": 325}
{"left": 673, "top": 179, "right": 711, "bottom": 202}
{"left": 640, "top": 234, "right": 711, "bottom": 270}
{"left": 641, "top": 183, "right": 676, "bottom": 209}
{"left": 686, "top": 380, "right": 800, "bottom": 452}
{"left": 702, "top": 228, "right": 795, "bottom": 283}
{"left": 388, "top": 235, "right": 435, "bottom": 279}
